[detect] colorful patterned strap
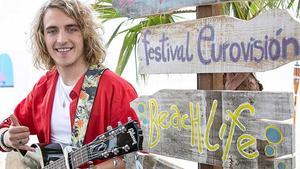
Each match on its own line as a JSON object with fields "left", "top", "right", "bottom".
{"left": 71, "top": 64, "right": 106, "bottom": 147}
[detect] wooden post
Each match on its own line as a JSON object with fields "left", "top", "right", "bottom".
{"left": 196, "top": 4, "right": 223, "bottom": 169}
{"left": 196, "top": 4, "right": 224, "bottom": 90}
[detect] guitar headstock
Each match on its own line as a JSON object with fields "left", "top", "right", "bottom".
{"left": 87, "top": 118, "right": 143, "bottom": 161}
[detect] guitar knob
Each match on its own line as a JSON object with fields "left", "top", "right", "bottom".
{"left": 123, "top": 145, "right": 130, "bottom": 152}
{"left": 112, "top": 148, "right": 119, "bottom": 155}
{"left": 109, "top": 130, "right": 116, "bottom": 136}
{"left": 87, "top": 161, "right": 94, "bottom": 167}
{"left": 102, "top": 152, "right": 109, "bottom": 158}
{"left": 128, "top": 117, "right": 132, "bottom": 122}
{"left": 106, "top": 125, "right": 113, "bottom": 131}
{"left": 120, "top": 126, "right": 126, "bottom": 133}
{"left": 118, "top": 121, "right": 122, "bottom": 126}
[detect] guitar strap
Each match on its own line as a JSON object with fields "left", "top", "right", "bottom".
{"left": 71, "top": 64, "right": 107, "bottom": 147}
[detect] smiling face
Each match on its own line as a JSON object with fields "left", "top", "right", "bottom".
{"left": 43, "top": 8, "right": 86, "bottom": 70}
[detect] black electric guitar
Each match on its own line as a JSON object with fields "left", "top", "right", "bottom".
{"left": 7, "top": 120, "right": 143, "bottom": 169}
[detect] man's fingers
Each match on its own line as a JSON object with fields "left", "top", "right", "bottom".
{"left": 10, "top": 114, "right": 20, "bottom": 126}
{"left": 18, "top": 145, "right": 35, "bottom": 152}
{"left": 11, "top": 138, "right": 34, "bottom": 152}
{"left": 9, "top": 126, "right": 29, "bottom": 133}
{"left": 8, "top": 131, "right": 30, "bottom": 141}
{"left": 22, "top": 138, "right": 29, "bottom": 145}
{"left": 7, "top": 115, "right": 33, "bottom": 152}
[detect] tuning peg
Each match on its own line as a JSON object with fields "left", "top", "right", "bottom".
{"left": 118, "top": 125, "right": 126, "bottom": 133}
{"left": 87, "top": 161, "right": 94, "bottom": 167}
{"left": 118, "top": 121, "right": 122, "bottom": 126}
{"left": 109, "top": 130, "right": 116, "bottom": 136}
{"left": 128, "top": 117, "right": 132, "bottom": 122}
{"left": 102, "top": 151, "right": 109, "bottom": 158}
{"left": 123, "top": 145, "right": 130, "bottom": 152}
{"left": 112, "top": 148, "right": 119, "bottom": 155}
{"left": 97, "top": 135, "right": 105, "bottom": 141}
{"left": 106, "top": 125, "right": 113, "bottom": 131}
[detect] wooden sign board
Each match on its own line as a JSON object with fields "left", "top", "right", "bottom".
{"left": 138, "top": 9, "right": 300, "bottom": 74}
{"left": 131, "top": 89, "right": 295, "bottom": 168}
{"left": 112, "top": 0, "right": 237, "bottom": 18}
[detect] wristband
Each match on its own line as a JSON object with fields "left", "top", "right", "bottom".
{"left": 0, "top": 129, "right": 13, "bottom": 151}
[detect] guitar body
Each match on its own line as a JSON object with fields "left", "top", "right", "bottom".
{"left": 6, "top": 143, "right": 64, "bottom": 169}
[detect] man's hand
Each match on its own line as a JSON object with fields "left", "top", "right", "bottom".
{"left": 93, "top": 157, "right": 125, "bottom": 169}
{"left": 3, "top": 114, "right": 34, "bottom": 151}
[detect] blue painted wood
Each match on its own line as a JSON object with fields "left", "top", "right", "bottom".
{"left": 0, "top": 53, "right": 14, "bottom": 87}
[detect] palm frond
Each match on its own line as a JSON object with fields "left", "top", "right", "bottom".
{"left": 224, "top": 0, "right": 300, "bottom": 21}
{"left": 93, "top": 0, "right": 123, "bottom": 22}
{"left": 106, "top": 21, "right": 125, "bottom": 47}
{"left": 93, "top": 0, "right": 300, "bottom": 77}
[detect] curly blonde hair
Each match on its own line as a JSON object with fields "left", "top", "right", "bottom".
{"left": 31, "top": 0, "right": 106, "bottom": 70}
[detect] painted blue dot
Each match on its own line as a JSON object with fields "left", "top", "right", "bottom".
{"left": 277, "top": 162, "right": 286, "bottom": 169}
{"left": 138, "top": 103, "right": 145, "bottom": 113}
{"left": 266, "top": 128, "right": 281, "bottom": 144}
{"left": 265, "top": 145, "right": 274, "bottom": 157}
{"left": 138, "top": 114, "right": 148, "bottom": 126}
{"left": 143, "top": 119, "right": 148, "bottom": 125}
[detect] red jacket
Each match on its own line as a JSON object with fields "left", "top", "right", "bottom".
{"left": 0, "top": 68, "right": 139, "bottom": 165}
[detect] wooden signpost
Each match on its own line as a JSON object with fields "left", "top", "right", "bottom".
{"left": 112, "top": 0, "right": 236, "bottom": 18}
{"left": 127, "top": 89, "right": 295, "bottom": 168}
{"left": 137, "top": 9, "right": 300, "bottom": 74}
{"left": 111, "top": 1, "right": 297, "bottom": 169}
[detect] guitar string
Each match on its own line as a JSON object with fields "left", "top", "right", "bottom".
{"left": 56, "top": 133, "right": 117, "bottom": 168}
{"left": 44, "top": 157, "right": 63, "bottom": 169}
{"left": 70, "top": 123, "right": 134, "bottom": 165}
{"left": 69, "top": 126, "right": 137, "bottom": 165}
{"left": 68, "top": 132, "right": 113, "bottom": 164}
{"left": 45, "top": 144, "right": 119, "bottom": 168}
{"left": 51, "top": 152, "right": 69, "bottom": 169}
{"left": 69, "top": 145, "right": 89, "bottom": 167}
{"left": 42, "top": 145, "right": 88, "bottom": 169}
{"left": 45, "top": 143, "right": 128, "bottom": 168}
{"left": 44, "top": 125, "right": 138, "bottom": 168}
{"left": 72, "top": 139, "right": 108, "bottom": 163}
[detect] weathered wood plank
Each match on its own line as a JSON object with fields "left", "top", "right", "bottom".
{"left": 112, "top": 0, "right": 239, "bottom": 18}
{"left": 125, "top": 153, "right": 184, "bottom": 169}
{"left": 131, "top": 90, "right": 295, "bottom": 168}
{"left": 138, "top": 9, "right": 300, "bottom": 74}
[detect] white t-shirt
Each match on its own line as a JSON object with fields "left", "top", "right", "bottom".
{"left": 51, "top": 75, "right": 74, "bottom": 147}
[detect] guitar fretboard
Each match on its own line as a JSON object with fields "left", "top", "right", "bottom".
{"left": 44, "top": 145, "right": 89, "bottom": 169}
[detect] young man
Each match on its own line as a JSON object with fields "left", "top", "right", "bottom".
{"left": 0, "top": 0, "right": 139, "bottom": 168}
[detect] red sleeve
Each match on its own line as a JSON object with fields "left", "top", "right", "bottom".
{"left": 110, "top": 84, "right": 139, "bottom": 127}
{"left": 97, "top": 70, "right": 139, "bottom": 128}
{"left": 13, "top": 92, "right": 37, "bottom": 134}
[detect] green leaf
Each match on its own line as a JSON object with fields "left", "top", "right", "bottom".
{"left": 106, "top": 21, "right": 125, "bottom": 47}
{"left": 115, "top": 31, "right": 137, "bottom": 75}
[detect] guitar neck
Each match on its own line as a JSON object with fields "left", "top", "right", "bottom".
{"left": 43, "top": 120, "right": 143, "bottom": 169}
{"left": 44, "top": 145, "right": 89, "bottom": 169}
{"left": 44, "top": 157, "right": 67, "bottom": 169}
